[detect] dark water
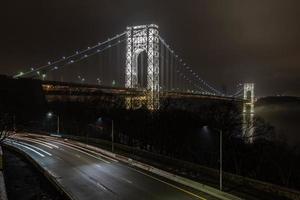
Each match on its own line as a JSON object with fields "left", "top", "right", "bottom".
{"left": 255, "top": 97, "right": 300, "bottom": 146}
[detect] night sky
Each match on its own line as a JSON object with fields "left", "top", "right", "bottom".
{"left": 1, "top": 0, "right": 300, "bottom": 96}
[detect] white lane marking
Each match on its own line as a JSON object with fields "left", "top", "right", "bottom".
{"left": 38, "top": 137, "right": 116, "bottom": 163}
{"left": 16, "top": 141, "right": 52, "bottom": 156}
{"left": 30, "top": 138, "right": 60, "bottom": 149}
{"left": 120, "top": 177, "right": 132, "bottom": 184}
{"left": 36, "top": 138, "right": 110, "bottom": 164}
{"left": 75, "top": 154, "right": 81, "bottom": 158}
{"left": 131, "top": 168, "right": 207, "bottom": 200}
{"left": 17, "top": 138, "right": 53, "bottom": 149}
{"left": 12, "top": 142, "right": 45, "bottom": 157}
{"left": 22, "top": 134, "right": 118, "bottom": 163}
{"left": 94, "top": 164, "right": 133, "bottom": 184}
{"left": 56, "top": 141, "right": 118, "bottom": 163}
{"left": 10, "top": 135, "right": 55, "bottom": 148}
{"left": 96, "top": 182, "right": 108, "bottom": 191}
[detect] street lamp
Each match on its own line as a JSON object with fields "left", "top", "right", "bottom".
{"left": 47, "top": 112, "right": 60, "bottom": 135}
{"left": 202, "top": 126, "right": 223, "bottom": 191}
{"left": 97, "top": 117, "right": 114, "bottom": 152}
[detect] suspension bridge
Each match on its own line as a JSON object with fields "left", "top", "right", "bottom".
{"left": 14, "top": 24, "right": 254, "bottom": 110}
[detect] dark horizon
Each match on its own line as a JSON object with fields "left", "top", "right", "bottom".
{"left": 1, "top": 0, "right": 300, "bottom": 97}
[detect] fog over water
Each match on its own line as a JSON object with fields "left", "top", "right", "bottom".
{"left": 255, "top": 97, "right": 300, "bottom": 146}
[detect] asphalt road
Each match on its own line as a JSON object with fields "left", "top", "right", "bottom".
{"left": 5, "top": 133, "right": 221, "bottom": 200}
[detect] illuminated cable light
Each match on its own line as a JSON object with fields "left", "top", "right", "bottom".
{"left": 160, "top": 35, "right": 225, "bottom": 96}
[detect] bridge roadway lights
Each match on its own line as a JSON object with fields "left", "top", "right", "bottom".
{"left": 125, "top": 93, "right": 156, "bottom": 110}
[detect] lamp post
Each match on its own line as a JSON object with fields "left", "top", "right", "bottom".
{"left": 47, "top": 112, "right": 60, "bottom": 135}
{"left": 202, "top": 126, "right": 223, "bottom": 191}
{"left": 13, "top": 114, "right": 16, "bottom": 133}
{"left": 111, "top": 120, "right": 114, "bottom": 152}
{"left": 97, "top": 117, "right": 114, "bottom": 152}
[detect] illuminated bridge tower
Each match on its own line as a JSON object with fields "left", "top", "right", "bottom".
{"left": 243, "top": 83, "right": 255, "bottom": 142}
{"left": 125, "top": 24, "right": 160, "bottom": 110}
{"left": 243, "top": 83, "right": 255, "bottom": 113}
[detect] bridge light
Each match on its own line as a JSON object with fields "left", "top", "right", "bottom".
{"left": 48, "top": 61, "right": 51, "bottom": 65}
{"left": 62, "top": 56, "right": 66, "bottom": 59}
{"left": 37, "top": 71, "right": 40, "bottom": 75}
{"left": 30, "top": 68, "right": 34, "bottom": 71}
{"left": 76, "top": 51, "right": 79, "bottom": 54}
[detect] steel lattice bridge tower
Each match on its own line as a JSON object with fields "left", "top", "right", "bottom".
{"left": 125, "top": 24, "right": 160, "bottom": 110}
{"left": 13, "top": 24, "right": 254, "bottom": 110}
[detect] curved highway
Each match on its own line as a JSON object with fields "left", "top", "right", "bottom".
{"left": 5, "top": 133, "right": 221, "bottom": 200}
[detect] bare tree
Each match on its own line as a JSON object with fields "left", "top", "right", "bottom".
{"left": 0, "top": 113, "right": 11, "bottom": 144}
